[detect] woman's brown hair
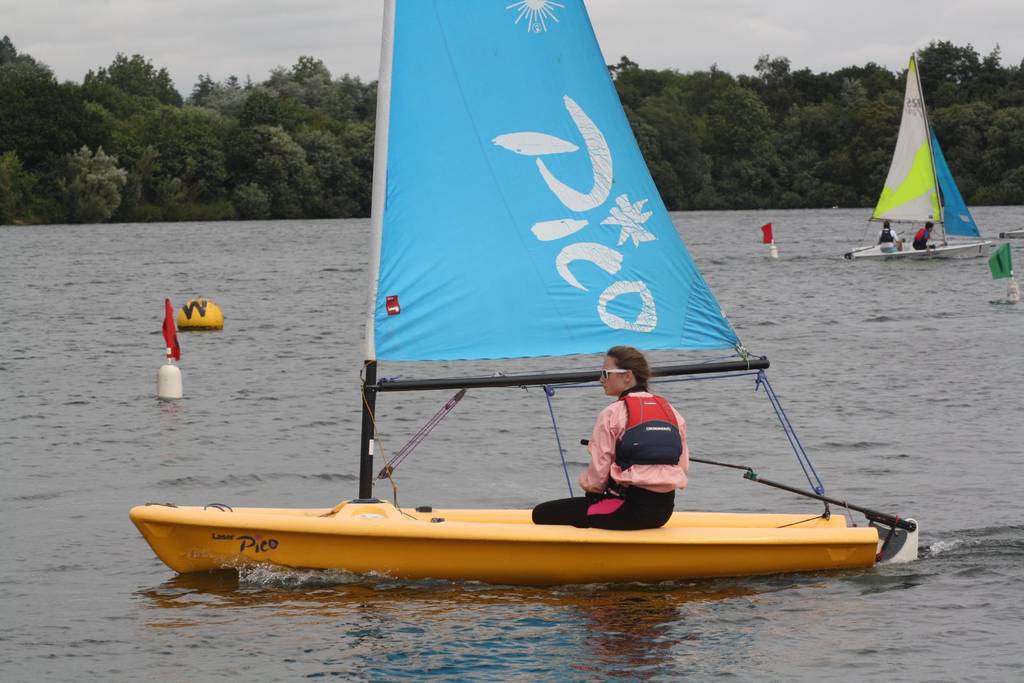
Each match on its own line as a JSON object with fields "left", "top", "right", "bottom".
{"left": 606, "top": 345, "right": 650, "bottom": 390}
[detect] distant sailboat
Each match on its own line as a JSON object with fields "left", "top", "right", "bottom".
{"left": 131, "top": 0, "right": 918, "bottom": 584}
{"left": 845, "top": 55, "right": 992, "bottom": 260}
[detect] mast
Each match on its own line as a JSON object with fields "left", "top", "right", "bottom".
{"left": 913, "top": 53, "right": 946, "bottom": 242}
{"left": 357, "top": 0, "right": 396, "bottom": 501}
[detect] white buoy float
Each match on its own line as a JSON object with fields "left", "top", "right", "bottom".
{"left": 158, "top": 298, "right": 183, "bottom": 399}
{"left": 158, "top": 361, "right": 183, "bottom": 399}
{"left": 1008, "top": 277, "right": 1020, "bottom": 305}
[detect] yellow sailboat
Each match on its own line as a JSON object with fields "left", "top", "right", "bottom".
{"left": 131, "top": 502, "right": 882, "bottom": 585}
{"left": 131, "top": 0, "right": 917, "bottom": 584}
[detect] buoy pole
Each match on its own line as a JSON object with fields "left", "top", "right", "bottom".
{"left": 158, "top": 298, "right": 183, "bottom": 399}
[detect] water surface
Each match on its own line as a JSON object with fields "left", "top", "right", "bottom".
{"left": 2, "top": 208, "right": 1023, "bottom": 681}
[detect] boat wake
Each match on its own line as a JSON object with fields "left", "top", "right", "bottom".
{"left": 238, "top": 564, "right": 388, "bottom": 588}
{"left": 923, "top": 525, "right": 1024, "bottom": 560}
{"left": 234, "top": 563, "right": 772, "bottom": 605}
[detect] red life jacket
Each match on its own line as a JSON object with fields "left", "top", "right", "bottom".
{"left": 614, "top": 394, "right": 682, "bottom": 470}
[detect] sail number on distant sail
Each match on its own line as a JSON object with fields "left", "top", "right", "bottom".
{"left": 494, "top": 96, "right": 658, "bottom": 333}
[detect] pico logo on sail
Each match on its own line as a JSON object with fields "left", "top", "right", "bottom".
{"left": 493, "top": 95, "right": 659, "bottom": 333}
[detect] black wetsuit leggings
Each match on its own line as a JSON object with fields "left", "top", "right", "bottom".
{"left": 531, "top": 487, "right": 675, "bottom": 530}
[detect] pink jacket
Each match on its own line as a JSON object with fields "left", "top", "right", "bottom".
{"left": 579, "top": 392, "right": 689, "bottom": 494}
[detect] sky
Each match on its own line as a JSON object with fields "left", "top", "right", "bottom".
{"left": 4, "top": 0, "right": 1023, "bottom": 96}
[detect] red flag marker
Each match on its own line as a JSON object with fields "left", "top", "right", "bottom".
{"left": 163, "top": 298, "right": 181, "bottom": 360}
{"left": 761, "top": 223, "right": 774, "bottom": 244}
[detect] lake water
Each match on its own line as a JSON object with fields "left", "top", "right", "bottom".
{"left": 2, "top": 208, "right": 1023, "bottom": 681}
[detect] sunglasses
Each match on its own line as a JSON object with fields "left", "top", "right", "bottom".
{"left": 600, "top": 368, "right": 630, "bottom": 380}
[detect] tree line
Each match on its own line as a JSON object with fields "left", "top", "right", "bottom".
{"left": 1, "top": 36, "right": 1022, "bottom": 225}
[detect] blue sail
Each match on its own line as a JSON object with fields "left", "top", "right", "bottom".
{"left": 930, "top": 128, "right": 981, "bottom": 238}
{"left": 368, "top": 1, "right": 739, "bottom": 361}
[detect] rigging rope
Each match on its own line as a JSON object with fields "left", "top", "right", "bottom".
{"left": 777, "top": 514, "right": 829, "bottom": 528}
{"left": 753, "top": 369, "right": 826, "bottom": 496}
{"left": 543, "top": 385, "right": 576, "bottom": 497}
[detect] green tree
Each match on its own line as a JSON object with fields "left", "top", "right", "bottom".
{"left": 338, "top": 121, "right": 375, "bottom": 216}
{"left": 931, "top": 102, "right": 995, "bottom": 196}
{"left": 917, "top": 41, "right": 982, "bottom": 107}
{"left": 0, "top": 35, "right": 15, "bottom": 64}
{"left": 629, "top": 81, "right": 710, "bottom": 210}
{"left": 291, "top": 55, "right": 331, "bottom": 84}
{"left": 228, "top": 125, "right": 317, "bottom": 218}
{"left": 743, "top": 55, "right": 796, "bottom": 121}
{"left": 0, "top": 150, "right": 34, "bottom": 223}
{"left": 0, "top": 61, "right": 92, "bottom": 169}
{"left": 0, "top": 35, "right": 42, "bottom": 68}
{"left": 84, "top": 53, "right": 183, "bottom": 106}
{"left": 63, "top": 146, "right": 128, "bottom": 223}
{"left": 116, "top": 145, "right": 159, "bottom": 220}
{"left": 124, "top": 105, "right": 229, "bottom": 203}
{"left": 293, "top": 127, "right": 362, "bottom": 217}
{"left": 188, "top": 74, "right": 217, "bottom": 106}
{"left": 979, "top": 107, "right": 1024, "bottom": 200}
{"left": 232, "top": 182, "right": 271, "bottom": 219}
{"left": 191, "top": 74, "right": 249, "bottom": 118}
{"left": 701, "top": 86, "right": 781, "bottom": 208}
{"left": 237, "top": 86, "right": 307, "bottom": 129}
{"left": 8, "top": 37, "right": 1024, "bottom": 221}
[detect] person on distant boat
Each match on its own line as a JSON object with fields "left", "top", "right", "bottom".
{"left": 532, "top": 345, "right": 687, "bottom": 531}
{"left": 912, "top": 222, "right": 934, "bottom": 250}
{"left": 878, "top": 221, "right": 903, "bottom": 252}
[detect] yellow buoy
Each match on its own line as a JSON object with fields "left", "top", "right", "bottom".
{"left": 177, "top": 298, "right": 224, "bottom": 330}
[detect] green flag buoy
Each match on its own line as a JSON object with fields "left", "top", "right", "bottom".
{"left": 988, "top": 243, "right": 1013, "bottom": 279}
{"left": 989, "top": 243, "right": 1019, "bottom": 304}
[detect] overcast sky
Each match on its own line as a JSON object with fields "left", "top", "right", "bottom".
{"left": 4, "top": 1, "right": 1023, "bottom": 96}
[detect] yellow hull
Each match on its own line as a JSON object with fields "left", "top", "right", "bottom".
{"left": 130, "top": 500, "right": 878, "bottom": 585}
